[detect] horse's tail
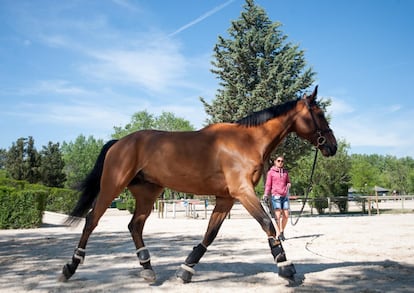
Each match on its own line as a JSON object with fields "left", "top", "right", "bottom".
{"left": 65, "top": 139, "right": 119, "bottom": 226}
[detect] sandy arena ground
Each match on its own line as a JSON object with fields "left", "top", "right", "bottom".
{"left": 0, "top": 207, "right": 413, "bottom": 292}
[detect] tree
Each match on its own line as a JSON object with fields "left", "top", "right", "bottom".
{"left": 290, "top": 139, "right": 351, "bottom": 213}
{"left": 408, "top": 167, "right": 414, "bottom": 194}
{"left": 61, "top": 135, "right": 104, "bottom": 189}
{"left": 154, "top": 112, "right": 194, "bottom": 131}
{"left": 375, "top": 155, "right": 413, "bottom": 195}
{"left": 40, "top": 142, "right": 66, "bottom": 187}
{"left": 25, "top": 136, "right": 41, "bottom": 183}
{"left": 5, "top": 138, "right": 26, "bottom": 180}
{"left": 0, "top": 148, "right": 7, "bottom": 170}
{"left": 5, "top": 137, "right": 41, "bottom": 183}
{"left": 112, "top": 110, "right": 194, "bottom": 139}
{"left": 349, "top": 154, "right": 414, "bottom": 195}
{"left": 351, "top": 156, "right": 379, "bottom": 195}
{"left": 112, "top": 110, "right": 155, "bottom": 139}
{"left": 291, "top": 139, "right": 351, "bottom": 196}
{"left": 201, "top": 0, "right": 316, "bottom": 165}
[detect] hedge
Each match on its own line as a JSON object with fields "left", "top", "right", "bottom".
{"left": 45, "top": 187, "right": 79, "bottom": 214}
{"left": 0, "top": 176, "right": 79, "bottom": 229}
{"left": 0, "top": 189, "right": 47, "bottom": 229}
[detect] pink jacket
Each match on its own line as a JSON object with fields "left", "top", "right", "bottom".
{"left": 264, "top": 167, "right": 291, "bottom": 197}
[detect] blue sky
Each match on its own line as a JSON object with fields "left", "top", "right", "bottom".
{"left": 1, "top": 0, "right": 413, "bottom": 157}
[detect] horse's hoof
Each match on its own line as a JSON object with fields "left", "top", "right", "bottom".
{"left": 58, "top": 264, "right": 73, "bottom": 282}
{"left": 176, "top": 264, "right": 195, "bottom": 283}
{"left": 140, "top": 269, "right": 156, "bottom": 282}
{"left": 277, "top": 260, "right": 296, "bottom": 279}
{"left": 58, "top": 273, "right": 69, "bottom": 282}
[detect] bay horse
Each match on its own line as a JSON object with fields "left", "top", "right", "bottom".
{"left": 59, "top": 86, "right": 337, "bottom": 283}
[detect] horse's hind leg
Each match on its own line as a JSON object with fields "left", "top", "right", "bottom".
{"left": 176, "top": 197, "right": 235, "bottom": 283}
{"left": 127, "top": 183, "right": 163, "bottom": 283}
{"left": 59, "top": 189, "right": 120, "bottom": 282}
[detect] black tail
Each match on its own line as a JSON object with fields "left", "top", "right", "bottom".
{"left": 65, "top": 139, "right": 118, "bottom": 226}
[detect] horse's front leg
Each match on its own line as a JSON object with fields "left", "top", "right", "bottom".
{"left": 176, "top": 197, "right": 235, "bottom": 283}
{"left": 128, "top": 183, "right": 163, "bottom": 283}
{"left": 237, "top": 191, "right": 296, "bottom": 279}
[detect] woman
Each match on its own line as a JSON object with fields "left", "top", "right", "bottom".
{"left": 263, "top": 156, "right": 291, "bottom": 241}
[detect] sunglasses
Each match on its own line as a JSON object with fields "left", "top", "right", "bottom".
{"left": 276, "top": 159, "right": 284, "bottom": 163}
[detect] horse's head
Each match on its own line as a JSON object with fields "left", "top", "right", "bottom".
{"left": 294, "top": 86, "right": 337, "bottom": 156}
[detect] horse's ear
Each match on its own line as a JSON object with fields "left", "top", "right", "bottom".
{"left": 309, "top": 85, "right": 318, "bottom": 102}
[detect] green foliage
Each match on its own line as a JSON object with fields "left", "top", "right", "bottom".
{"left": 25, "top": 136, "right": 41, "bottom": 183}
{"left": 350, "top": 155, "right": 381, "bottom": 194}
{"left": 154, "top": 112, "right": 194, "bottom": 131}
{"left": 310, "top": 195, "right": 329, "bottom": 215}
{"left": 45, "top": 187, "right": 79, "bottom": 214}
{"left": 0, "top": 176, "right": 26, "bottom": 190}
{"left": 112, "top": 110, "right": 156, "bottom": 139}
{"left": 4, "top": 137, "right": 66, "bottom": 188}
{"left": 0, "top": 148, "right": 6, "bottom": 169}
{"left": 61, "top": 135, "right": 104, "bottom": 189}
{"left": 118, "top": 191, "right": 135, "bottom": 214}
{"left": 4, "top": 137, "right": 42, "bottom": 183}
{"left": 203, "top": 0, "right": 315, "bottom": 123}
{"left": 0, "top": 188, "right": 47, "bottom": 229}
{"left": 201, "top": 0, "right": 317, "bottom": 165}
{"left": 40, "top": 142, "right": 66, "bottom": 187}
{"left": 332, "top": 197, "right": 348, "bottom": 214}
{"left": 290, "top": 140, "right": 351, "bottom": 214}
{"left": 381, "top": 156, "right": 414, "bottom": 195}
{"left": 112, "top": 110, "right": 195, "bottom": 139}
{"left": 5, "top": 137, "right": 27, "bottom": 180}
{"left": 254, "top": 176, "right": 264, "bottom": 197}
{"left": 0, "top": 173, "right": 78, "bottom": 228}
{"left": 290, "top": 139, "right": 351, "bottom": 197}
{"left": 350, "top": 154, "right": 414, "bottom": 195}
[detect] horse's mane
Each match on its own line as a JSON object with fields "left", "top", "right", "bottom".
{"left": 236, "top": 99, "right": 299, "bottom": 127}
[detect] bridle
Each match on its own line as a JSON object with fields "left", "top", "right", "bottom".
{"left": 304, "top": 98, "right": 333, "bottom": 149}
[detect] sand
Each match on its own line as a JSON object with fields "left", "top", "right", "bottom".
{"left": 0, "top": 207, "right": 413, "bottom": 292}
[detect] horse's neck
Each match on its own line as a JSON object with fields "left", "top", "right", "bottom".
{"left": 257, "top": 109, "right": 297, "bottom": 160}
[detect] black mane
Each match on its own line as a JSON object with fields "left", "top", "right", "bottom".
{"left": 236, "top": 99, "right": 299, "bottom": 127}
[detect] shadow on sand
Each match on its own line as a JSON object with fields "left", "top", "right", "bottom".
{"left": 1, "top": 228, "right": 413, "bottom": 292}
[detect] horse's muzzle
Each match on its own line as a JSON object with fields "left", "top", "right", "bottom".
{"left": 320, "top": 143, "right": 337, "bottom": 157}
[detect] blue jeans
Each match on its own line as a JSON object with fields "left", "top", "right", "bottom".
{"left": 271, "top": 195, "right": 289, "bottom": 210}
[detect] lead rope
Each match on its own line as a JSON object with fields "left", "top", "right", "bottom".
{"left": 290, "top": 147, "right": 318, "bottom": 226}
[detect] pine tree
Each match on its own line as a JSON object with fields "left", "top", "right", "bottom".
{"left": 0, "top": 148, "right": 7, "bottom": 170}
{"left": 25, "top": 136, "right": 41, "bottom": 183}
{"left": 201, "top": 0, "right": 316, "bottom": 166}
